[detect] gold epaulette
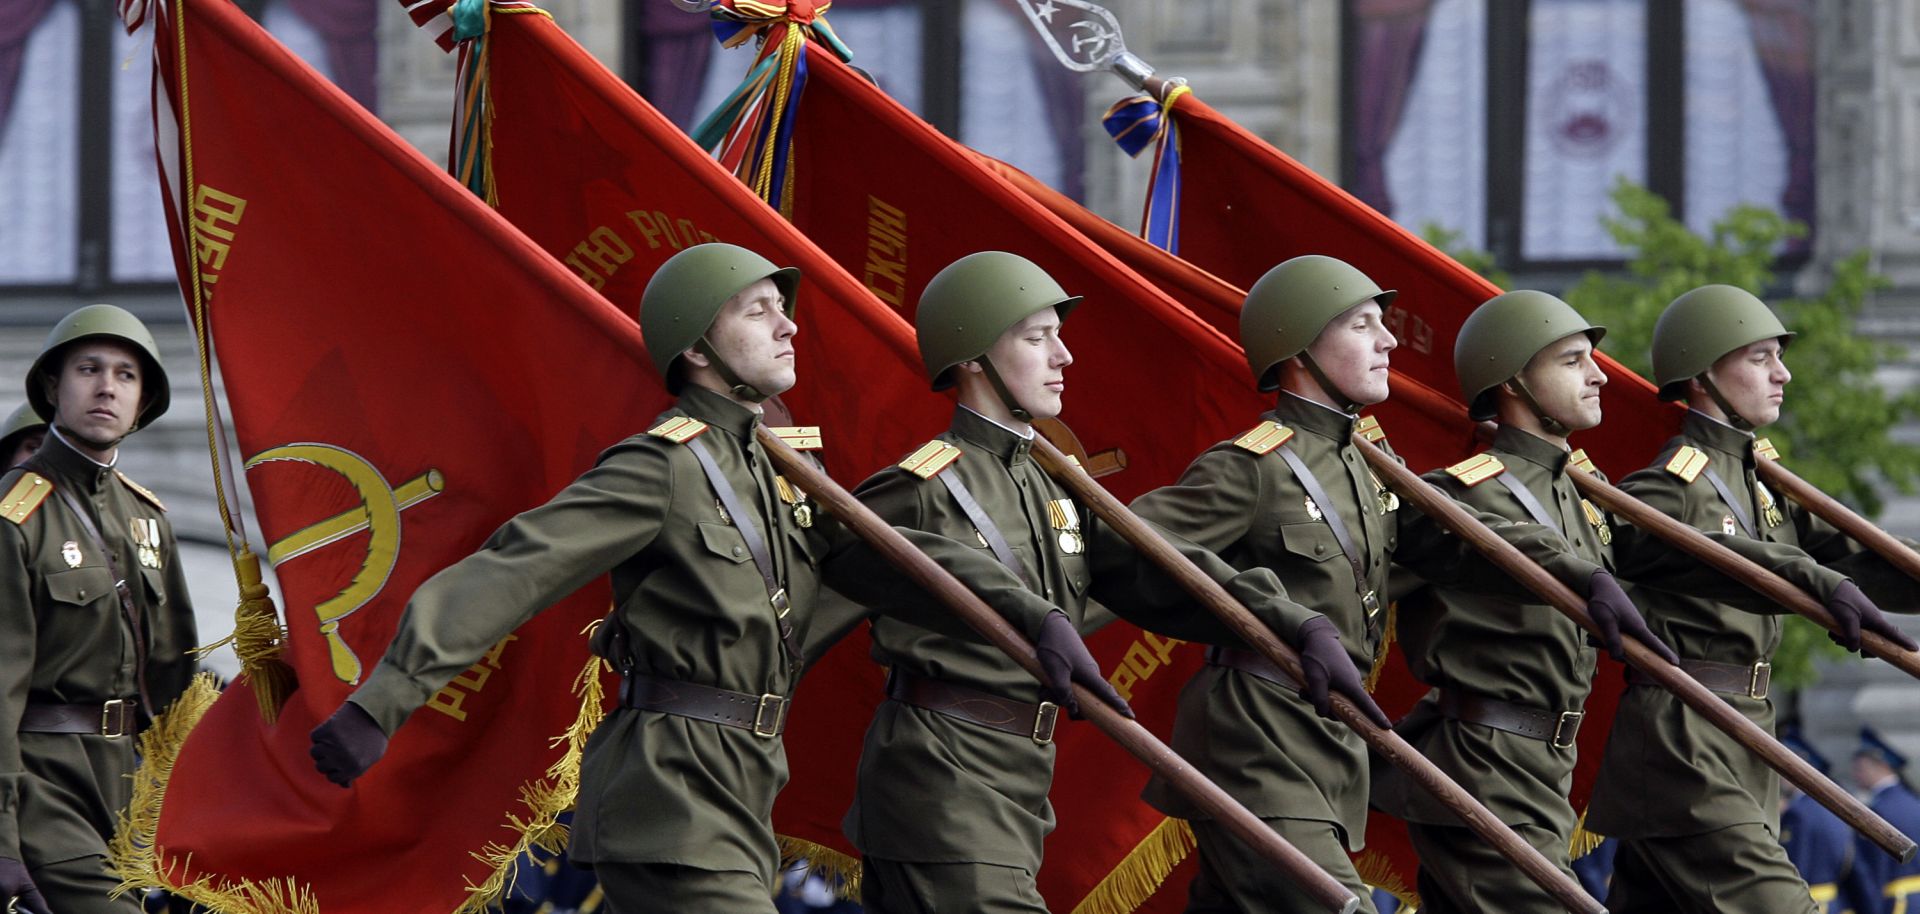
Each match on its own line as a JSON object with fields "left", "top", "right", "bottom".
{"left": 1, "top": 472, "right": 53, "bottom": 525}
{"left": 1444, "top": 453, "right": 1505, "bottom": 486}
{"left": 1356, "top": 414, "right": 1388, "bottom": 444}
{"left": 116, "top": 470, "right": 167, "bottom": 511}
{"left": 899, "top": 440, "right": 963, "bottom": 479}
{"left": 1753, "top": 437, "right": 1779, "bottom": 462}
{"left": 1568, "top": 448, "right": 1598, "bottom": 475}
{"left": 1664, "top": 445, "right": 1709, "bottom": 483}
{"left": 647, "top": 416, "right": 709, "bottom": 444}
{"left": 1232, "top": 420, "right": 1295, "bottom": 455}
{"left": 768, "top": 426, "right": 823, "bottom": 451}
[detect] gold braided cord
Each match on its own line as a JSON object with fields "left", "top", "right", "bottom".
{"left": 1068, "top": 817, "right": 1196, "bottom": 914}
{"left": 1353, "top": 848, "right": 1420, "bottom": 910}
{"left": 1568, "top": 808, "right": 1606, "bottom": 861}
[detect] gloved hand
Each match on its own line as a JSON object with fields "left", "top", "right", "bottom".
{"left": 0, "top": 856, "right": 49, "bottom": 914}
{"left": 1825, "top": 580, "right": 1920, "bottom": 654}
{"left": 1586, "top": 570, "right": 1679, "bottom": 665}
{"left": 310, "top": 701, "right": 390, "bottom": 788}
{"left": 1035, "top": 611, "right": 1134, "bottom": 720}
{"left": 1295, "top": 616, "right": 1391, "bottom": 728}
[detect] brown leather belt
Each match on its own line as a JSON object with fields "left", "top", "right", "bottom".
{"left": 887, "top": 670, "right": 1059, "bottom": 744}
{"left": 620, "top": 674, "right": 789, "bottom": 739}
{"left": 1627, "top": 658, "right": 1772, "bottom": 700}
{"left": 18, "top": 700, "right": 136, "bottom": 738}
{"left": 1204, "top": 645, "right": 1302, "bottom": 691}
{"left": 1438, "top": 689, "right": 1584, "bottom": 750}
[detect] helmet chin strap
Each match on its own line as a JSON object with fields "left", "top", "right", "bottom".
{"left": 1699, "top": 374, "right": 1756, "bottom": 432}
{"left": 1510, "top": 377, "right": 1573, "bottom": 439}
{"left": 1299, "top": 352, "right": 1361, "bottom": 414}
{"left": 694, "top": 338, "right": 769, "bottom": 404}
{"left": 978, "top": 358, "right": 1033, "bottom": 423}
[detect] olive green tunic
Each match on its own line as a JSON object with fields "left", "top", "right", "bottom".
{"left": 350, "top": 387, "right": 1059, "bottom": 884}
{"left": 1132, "top": 394, "right": 1600, "bottom": 849}
{"left": 1587, "top": 409, "right": 1911, "bottom": 840}
{"left": 0, "top": 432, "right": 198, "bottom": 867}
{"left": 835, "top": 405, "right": 1319, "bottom": 871}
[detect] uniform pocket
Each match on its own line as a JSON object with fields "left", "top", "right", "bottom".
{"left": 139, "top": 566, "right": 168, "bottom": 606}
{"left": 1279, "top": 521, "right": 1342, "bottom": 563}
{"left": 697, "top": 522, "right": 753, "bottom": 564}
{"left": 45, "top": 566, "right": 116, "bottom": 607}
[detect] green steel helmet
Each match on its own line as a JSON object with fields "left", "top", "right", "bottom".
{"left": 1650, "top": 284, "right": 1794, "bottom": 401}
{"left": 1, "top": 401, "right": 47, "bottom": 461}
{"left": 916, "top": 251, "right": 1082, "bottom": 390}
{"left": 27, "top": 304, "right": 170, "bottom": 426}
{"left": 638, "top": 242, "right": 801, "bottom": 386}
{"left": 1240, "top": 255, "right": 1398, "bottom": 391}
{"left": 1454, "top": 290, "right": 1606, "bottom": 421}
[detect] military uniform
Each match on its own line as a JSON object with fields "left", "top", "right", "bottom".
{"left": 1133, "top": 394, "right": 1601, "bottom": 913}
{"left": 1841, "top": 731, "right": 1920, "bottom": 914}
{"left": 1, "top": 430, "right": 198, "bottom": 914}
{"left": 1784, "top": 789, "right": 1856, "bottom": 913}
{"left": 839, "top": 405, "right": 1315, "bottom": 912}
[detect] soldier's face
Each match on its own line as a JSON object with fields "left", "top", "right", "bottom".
{"left": 1513, "top": 332, "right": 1607, "bottom": 432}
{"left": 1304, "top": 301, "right": 1396, "bottom": 406}
{"left": 1705, "top": 338, "right": 1790, "bottom": 427}
{"left": 51, "top": 340, "right": 144, "bottom": 447}
{"left": 695, "top": 278, "right": 798, "bottom": 399}
{"left": 7, "top": 429, "right": 45, "bottom": 468}
{"left": 973, "top": 309, "right": 1072, "bottom": 420}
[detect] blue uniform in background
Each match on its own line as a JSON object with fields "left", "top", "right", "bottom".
{"left": 1782, "top": 790, "right": 1856, "bottom": 913}
{"left": 1843, "top": 780, "right": 1920, "bottom": 914}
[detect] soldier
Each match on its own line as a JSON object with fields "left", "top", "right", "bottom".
{"left": 1586, "top": 284, "right": 1919, "bottom": 913}
{"left": 1778, "top": 725, "right": 1854, "bottom": 913}
{"left": 1131, "top": 256, "right": 1648, "bottom": 913}
{"left": 1, "top": 305, "right": 199, "bottom": 914}
{"left": 307, "top": 243, "right": 1115, "bottom": 914}
{"left": 2, "top": 403, "right": 47, "bottom": 468}
{"left": 1841, "top": 727, "right": 1920, "bottom": 914}
{"left": 822, "top": 252, "right": 1336, "bottom": 913}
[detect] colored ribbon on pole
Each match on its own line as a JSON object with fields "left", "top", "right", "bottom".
{"left": 1102, "top": 84, "right": 1189, "bottom": 254}
{"left": 692, "top": 0, "right": 850, "bottom": 215}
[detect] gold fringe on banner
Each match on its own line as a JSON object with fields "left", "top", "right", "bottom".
{"left": 1354, "top": 847, "right": 1420, "bottom": 910}
{"left": 776, "top": 834, "right": 863, "bottom": 899}
{"left": 1568, "top": 808, "right": 1606, "bottom": 861}
{"left": 1365, "top": 601, "right": 1399, "bottom": 692}
{"left": 1069, "top": 817, "right": 1197, "bottom": 914}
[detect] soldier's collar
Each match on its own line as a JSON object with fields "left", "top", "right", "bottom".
{"left": 1683, "top": 408, "right": 1757, "bottom": 461}
{"left": 1274, "top": 391, "right": 1356, "bottom": 441}
{"left": 951, "top": 404, "right": 1034, "bottom": 464}
{"left": 1493, "top": 424, "right": 1573, "bottom": 473}
{"left": 35, "top": 428, "right": 117, "bottom": 493}
{"left": 676, "top": 384, "right": 763, "bottom": 441}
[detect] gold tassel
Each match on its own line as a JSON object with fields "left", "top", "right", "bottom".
{"left": 1568, "top": 808, "right": 1605, "bottom": 861}
{"left": 777, "top": 834, "right": 863, "bottom": 899}
{"left": 1353, "top": 848, "right": 1420, "bottom": 910}
{"left": 452, "top": 650, "right": 613, "bottom": 914}
{"left": 194, "top": 549, "right": 297, "bottom": 722}
{"left": 1068, "top": 817, "right": 1197, "bottom": 914}
{"left": 1365, "top": 601, "right": 1399, "bottom": 693}
{"left": 108, "top": 673, "right": 324, "bottom": 913}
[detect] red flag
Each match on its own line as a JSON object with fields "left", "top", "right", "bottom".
{"left": 116, "top": 1, "right": 670, "bottom": 910}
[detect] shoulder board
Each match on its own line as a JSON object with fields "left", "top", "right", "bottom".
{"left": 646, "top": 416, "right": 709, "bottom": 445}
{"left": 767, "top": 426, "right": 823, "bottom": 451}
{"left": 1568, "top": 448, "right": 1598, "bottom": 475}
{"left": 0, "top": 472, "right": 53, "bottom": 525}
{"left": 1664, "top": 445, "right": 1709, "bottom": 483}
{"left": 1444, "top": 453, "right": 1506, "bottom": 487}
{"left": 899, "top": 440, "right": 963, "bottom": 479}
{"left": 1232, "top": 420, "right": 1295, "bottom": 456}
{"left": 116, "top": 471, "right": 166, "bottom": 511}
{"left": 1355, "top": 414, "right": 1388, "bottom": 444}
{"left": 1753, "top": 437, "right": 1779, "bottom": 462}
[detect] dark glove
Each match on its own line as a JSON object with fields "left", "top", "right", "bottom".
{"left": 1825, "top": 580, "right": 1919, "bottom": 654}
{"left": 1035, "top": 611, "right": 1134, "bottom": 720}
{"left": 1585, "top": 570, "right": 1679, "bottom": 665}
{"left": 0, "top": 857, "right": 49, "bottom": 914}
{"left": 310, "top": 701, "right": 390, "bottom": 788}
{"left": 1295, "top": 616, "right": 1391, "bottom": 728}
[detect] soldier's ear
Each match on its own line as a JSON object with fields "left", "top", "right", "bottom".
{"left": 957, "top": 359, "right": 984, "bottom": 376}
{"left": 680, "top": 346, "right": 711, "bottom": 369}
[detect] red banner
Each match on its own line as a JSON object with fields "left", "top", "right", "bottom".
{"left": 125, "top": 1, "right": 669, "bottom": 910}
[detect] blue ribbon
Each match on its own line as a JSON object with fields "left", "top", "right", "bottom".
{"left": 452, "top": 0, "right": 487, "bottom": 42}
{"left": 1103, "top": 93, "right": 1183, "bottom": 254}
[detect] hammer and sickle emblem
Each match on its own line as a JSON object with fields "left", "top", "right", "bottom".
{"left": 244, "top": 443, "right": 445, "bottom": 684}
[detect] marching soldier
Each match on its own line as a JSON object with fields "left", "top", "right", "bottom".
{"left": 1779, "top": 725, "right": 1854, "bottom": 913}
{"left": 2, "top": 403, "right": 47, "bottom": 468}
{"left": 308, "top": 243, "right": 1115, "bottom": 914}
{"left": 1586, "top": 284, "right": 1920, "bottom": 913}
{"left": 823, "top": 252, "right": 1332, "bottom": 913}
{"left": 1131, "top": 257, "right": 1646, "bottom": 913}
{"left": 1, "top": 305, "right": 199, "bottom": 914}
{"left": 1841, "top": 727, "right": 1920, "bottom": 914}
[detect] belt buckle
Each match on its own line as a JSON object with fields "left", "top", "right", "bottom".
{"left": 101, "top": 699, "right": 130, "bottom": 738}
{"left": 1748, "top": 661, "right": 1772, "bottom": 700}
{"left": 770, "top": 588, "right": 791, "bottom": 618}
{"left": 1551, "top": 710, "right": 1584, "bottom": 750}
{"left": 1032, "top": 701, "right": 1060, "bottom": 745}
{"left": 752, "top": 693, "right": 786, "bottom": 739}
{"left": 1363, "top": 590, "right": 1381, "bottom": 620}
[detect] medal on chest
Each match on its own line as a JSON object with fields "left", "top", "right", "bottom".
{"left": 1369, "top": 469, "right": 1399, "bottom": 515}
{"left": 1048, "top": 498, "right": 1084, "bottom": 555}
{"left": 1756, "top": 481, "right": 1784, "bottom": 529}
{"left": 1305, "top": 496, "right": 1323, "bottom": 521}
{"left": 1722, "top": 515, "right": 1738, "bottom": 536}
{"left": 129, "top": 516, "right": 163, "bottom": 569}
{"left": 61, "top": 540, "right": 82, "bottom": 568}
{"left": 774, "top": 475, "right": 813, "bottom": 528}
{"left": 1580, "top": 499, "right": 1612, "bottom": 547}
